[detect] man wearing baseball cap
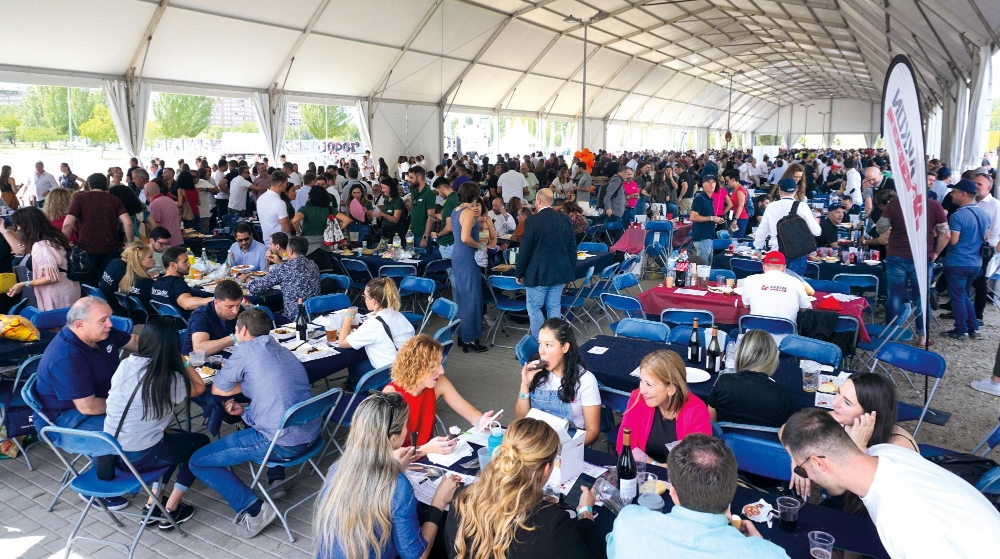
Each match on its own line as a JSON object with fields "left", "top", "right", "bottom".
{"left": 942, "top": 179, "right": 990, "bottom": 340}
{"left": 752, "top": 177, "right": 822, "bottom": 275}
{"left": 741, "top": 251, "right": 811, "bottom": 323}
{"left": 689, "top": 173, "right": 722, "bottom": 265}
{"left": 815, "top": 200, "right": 846, "bottom": 248}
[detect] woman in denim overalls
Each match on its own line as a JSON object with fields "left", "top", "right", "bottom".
{"left": 514, "top": 319, "right": 602, "bottom": 446}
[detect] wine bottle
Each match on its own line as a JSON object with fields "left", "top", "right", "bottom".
{"left": 688, "top": 318, "right": 703, "bottom": 364}
{"left": 296, "top": 298, "right": 308, "bottom": 341}
{"left": 705, "top": 326, "right": 722, "bottom": 374}
{"left": 618, "top": 428, "right": 637, "bottom": 502}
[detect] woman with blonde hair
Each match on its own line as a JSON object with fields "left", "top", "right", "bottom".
{"left": 444, "top": 418, "right": 603, "bottom": 559}
{"left": 770, "top": 162, "right": 807, "bottom": 202}
{"left": 706, "top": 329, "right": 797, "bottom": 427}
{"left": 119, "top": 241, "right": 156, "bottom": 305}
{"left": 383, "top": 335, "right": 496, "bottom": 455}
{"left": 338, "top": 277, "right": 415, "bottom": 389}
{"left": 616, "top": 350, "right": 712, "bottom": 465}
{"left": 314, "top": 392, "right": 458, "bottom": 559}
{"left": 42, "top": 187, "right": 76, "bottom": 242}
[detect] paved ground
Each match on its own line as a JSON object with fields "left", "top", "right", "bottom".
{"left": 2, "top": 275, "right": 999, "bottom": 558}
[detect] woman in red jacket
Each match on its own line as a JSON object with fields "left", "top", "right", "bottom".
{"left": 616, "top": 349, "right": 712, "bottom": 465}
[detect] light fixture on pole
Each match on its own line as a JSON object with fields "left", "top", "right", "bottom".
{"left": 720, "top": 70, "right": 742, "bottom": 149}
{"left": 799, "top": 102, "right": 815, "bottom": 149}
{"left": 565, "top": 11, "right": 609, "bottom": 150}
{"left": 817, "top": 111, "right": 830, "bottom": 148}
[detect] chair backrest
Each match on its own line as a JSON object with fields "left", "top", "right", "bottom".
{"left": 710, "top": 269, "right": 736, "bottom": 281}
{"left": 423, "top": 258, "right": 452, "bottom": 276}
{"left": 972, "top": 418, "right": 1000, "bottom": 456}
{"left": 39, "top": 425, "right": 122, "bottom": 458}
{"left": 577, "top": 242, "right": 608, "bottom": 253}
{"left": 739, "top": 314, "right": 796, "bottom": 335}
{"left": 320, "top": 273, "right": 351, "bottom": 292}
{"left": 729, "top": 258, "right": 763, "bottom": 273}
{"left": 113, "top": 291, "right": 131, "bottom": 312}
{"left": 441, "top": 341, "right": 454, "bottom": 366}
{"left": 400, "top": 276, "right": 435, "bottom": 296}
{"left": 779, "top": 334, "right": 842, "bottom": 368}
{"left": 716, "top": 230, "right": 731, "bottom": 239}
{"left": 379, "top": 264, "right": 417, "bottom": 279}
{"left": 515, "top": 334, "right": 539, "bottom": 366}
{"left": 612, "top": 273, "right": 640, "bottom": 293}
{"left": 616, "top": 318, "right": 670, "bottom": 343}
{"left": 10, "top": 298, "right": 27, "bottom": 316}
{"left": 805, "top": 279, "right": 851, "bottom": 295}
{"left": 341, "top": 258, "right": 373, "bottom": 280}
{"left": 429, "top": 298, "right": 458, "bottom": 322}
{"left": 433, "top": 319, "right": 461, "bottom": 344}
{"left": 304, "top": 293, "right": 351, "bottom": 318}
{"left": 598, "top": 383, "right": 632, "bottom": 414}
{"left": 355, "top": 363, "right": 393, "bottom": 393}
{"left": 876, "top": 342, "right": 946, "bottom": 379}
{"left": 81, "top": 284, "right": 105, "bottom": 300}
{"left": 660, "top": 308, "right": 714, "bottom": 327}
{"left": 489, "top": 275, "right": 524, "bottom": 292}
{"left": 20, "top": 306, "right": 70, "bottom": 330}
{"left": 832, "top": 273, "right": 879, "bottom": 293}
{"left": 804, "top": 262, "right": 821, "bottom": 279}
{"left": 599, "top": 293, "right": 644, "bottom": 315}
{"left": 668, "top": 325, "right": 693, "bottom": 345}
{"left": 721, "top": 431, "right": 791, "bottom": 481}
{"left": 150, "top": 300, "right": 186, "bottom": 321}
{"left": 278, "top": 387, "right": 343, "bottom": 430}
{"left": 110, "top": 316, "right": 134, "bottom": 334}
{"left": 251, "top": 305, "right": 275, "bottom": 324}
{"left": 20, "top": 365, "right": 50, "bottom": 427}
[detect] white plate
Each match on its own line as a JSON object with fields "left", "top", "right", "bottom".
{"left": 685, "top": 367, "right": 711, "bottom": 383}
{"left": 863, "top": 260, "right": 880, "bottom": 266}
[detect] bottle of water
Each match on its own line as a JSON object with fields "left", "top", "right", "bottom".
{"left": 723, "top": 341, "right": 737, "bottom": 374}
{"left": 405, "top": 230, "right": 415, "bottom": 250}
{"left": 392, "top": 233, "right": 402, "bottom": 259}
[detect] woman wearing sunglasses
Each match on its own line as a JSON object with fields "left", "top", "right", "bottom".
{"left": 314, "top": 392, "right": 458, "bottom": 559}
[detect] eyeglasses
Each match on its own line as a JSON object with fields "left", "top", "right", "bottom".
{"left": 792, "top": 455, "right": 824, "bottom": 479}
{"left": 236, "top": 236, "right": 253, "bottom": 244}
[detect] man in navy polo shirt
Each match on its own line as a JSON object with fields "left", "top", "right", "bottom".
{"left": 152, "top": 245, "right": 213, "bottom": 318}
{"left": 183, "top": 279, "right": 244, "bottom": 355}
{"left": 34, "top": 297, "right": 139, "bottom": 430}
{"left": 689, "top": 173, "right": 723, "bottom": 265}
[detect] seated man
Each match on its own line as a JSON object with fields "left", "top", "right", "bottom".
{"left": 264, "top": 231, "right": 288, "bottom": 271}
{"left": 840, "top": 194, "right": 861, "bottom": 216}
{"left": 814, "top": 201, "right": 846, "bottom": 248}
{"left": 607, "top": 434, "right": 788, "bottom": 558}
{"left": 228, "top": 223, "right": 267, "bottom": 271}
{"left": 182, "top": 279, "right": 244, "bottom": 355}
{"left": 241, "top": 236, "right": 319, "bottom": 323}
{"left": 781, "top": 408, "right": 1000, "bottom": 557}
{"left": 741, "top": 251, "right": 811, "bottom": 323}
{"left": 189, "top": 309, "right": 320, "bottom": 539}
{"left": 148, "top": 226, "right": 172, "bottom": 275}
{"left": 151, "top": 245, "right": 213, "bottom": 317}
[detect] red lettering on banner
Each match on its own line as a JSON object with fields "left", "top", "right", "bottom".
{"left": 886, "top": 106, "right": 922, "bottom": 232}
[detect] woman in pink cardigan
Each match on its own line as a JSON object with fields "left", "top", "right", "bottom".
{"left": 616, "top": 350, "right": 712, "bottom": 465}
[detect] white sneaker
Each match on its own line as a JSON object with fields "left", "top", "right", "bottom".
{"left": 970, "top": 377, "right": 1000, "bottom": 396}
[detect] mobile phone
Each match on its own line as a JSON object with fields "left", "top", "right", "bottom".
{"left": 410, "top": 431, "right": 418, "bottom": 449}
{"left": 476, "top": 409, "right": 503, "bottom": 432}
{"left": 563, "top": 474, "right": 597, "bottom": 510}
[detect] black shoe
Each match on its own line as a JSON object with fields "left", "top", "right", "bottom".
{"left": 467, "top": 341, "right": 489, "bottom": 353}
{"left": 940, "top": 312, "right": 955, "bottom": 319}
{"left": 140, "top": 495, "right": 168, "bottom": 525}
{"left": 458, "top": 338, "right": 470, "bottom": 353}
{"left": 970, "top": 330, "right": 983, "bottom": 339}
{"left": 940, "top": 302, "right": 952, "bottom": 311}
{"left": 159, "top": 502, "right": 195, "bottom": 531}
{"left": 943, "top": 329, "right": 969, "bottom": 340}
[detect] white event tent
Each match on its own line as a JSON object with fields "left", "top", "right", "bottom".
{"left": 0, "top": 0, "right": 996, "bottom": 168}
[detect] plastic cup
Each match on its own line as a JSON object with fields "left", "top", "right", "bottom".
{"left": 638, "top": 472, "right": 659, "bottom": 494}
{"left": 716, "top": 275, "right": 725, "bottom": 287}
{"left": 477, "top": 446, "right": 491, "bottom": 470}
{"left": 808, "top": 531, "right": 835, "bottom": 558}
{"left": 189, "top": 351, "right": 205, "bottom": 367}
{"left": 726, "top": 278, "right": 735, "bottom": 288}
{"left": 325, "top": 325, "right": 339, "bottom": 343}
{"left": 776, "top": 496, "right": 803, "bottom": 532}
{"left": 664, "top": 276, "right": 675, "bottom": 288}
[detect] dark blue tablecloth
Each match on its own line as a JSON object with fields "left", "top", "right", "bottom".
{"left": 577, "top": 252, "right": 616, "bottom": 279}
{"left": 332, "top": 251, "right": 437, "bottom": 277}
{"left": 424, "top": 445, "right": 888, "bottom": 559}
{"left": 714, "top": 254, "right": 887, "bottom": 296}
{"left": 0, "top": 330, "right": 57, "bottom": 364}
{"left": 579, "top": 335, "right": 940, "bottom": 425}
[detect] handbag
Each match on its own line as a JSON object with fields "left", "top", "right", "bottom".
{"left": 775, "top": 201, "right": 816, "bottom": 260}
{"left": 96, "top": 378, "right": 143, "bottom": 481}
{"left": 179, "top": 192, "right": 195, "bottom": 222}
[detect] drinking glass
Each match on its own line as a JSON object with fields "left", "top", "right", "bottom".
{"left": 325, "top": 325, "right": 339, "bottom": 344}
{"left": 725, "top": 278, "right": 735, "bottom": 289}
{"left": 638, "top": 472, "right": 659, "bottom": 495}
{"left": 189, "top": 350, "right": 205, "bottom": 367}
{"left": 808, "top": 531, "right": 835, "bottom": 558}
{"left": 716, "top": 275, "right": 725, "bottom": 287}
{"left": 477, "top": 446, "right": 491, "bottom": 470}
{"left": 802, "top": 362, "right": 820, "bottom": 392}
{"left": 776, "top": 496, "right": 803, "bottom": 533}
{"left": 664, "top": 276, "right": 675, "bottom": 288}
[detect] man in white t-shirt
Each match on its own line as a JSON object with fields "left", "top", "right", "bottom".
{"left": 256, "top": 170, "right": 292, "bottom": 240}
{"left": 227, "top": 165, "right": 252, "bottom": 215}
{"left": 782, "top": 408, "right": 1000, "bottom": 559}
{"left": 741, "top": 251, "right": 811, "bottom": 323}
{"left": 843, "top": 157, "right": 863, "bottom": 207}
{"left": 498, "top": 167, "right": 529, "bottom": 203}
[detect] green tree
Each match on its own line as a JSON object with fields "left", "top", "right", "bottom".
{"left": 152, "top": 93, "right": 214, "bottom": 138}
{"left": 0, "top": 107, "right": 21, "bottom": 146}
{"left": 990, "top": 98, "right": 1000, "bottom": 130}
{"left": 21, "top": 126, "right": 62, "bottom": 148}
{"left": 18, "top": 86, "right": 97, "bottom": 137}
{"left": 79, "top": 103, "right": 118, "bottom": 154}
{"left": 756, "top": 134, "right": 777, "bottom": 146}
{"left": 300, "top": 104, "right": 358, "bottom": 141}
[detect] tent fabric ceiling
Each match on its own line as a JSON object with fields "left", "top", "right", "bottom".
{"left": 0, "top": 0, "right": 996, "bottom": 134}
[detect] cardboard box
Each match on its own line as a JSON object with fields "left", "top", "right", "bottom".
{"left": 526, "top": 408, "right": 584, "bottom": 485}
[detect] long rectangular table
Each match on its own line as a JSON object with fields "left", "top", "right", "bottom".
{"left": 636, "top": 285, "right": 871, "bottom": 342}
{"left": 714, "top": 254, "right": 888, "bottom": 296}
{"left": 579, "top": 335, "right": 941, "bottom": 425}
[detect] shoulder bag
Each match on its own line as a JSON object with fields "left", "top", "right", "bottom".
{"left": 96, "top": 377, "right": 143, "bottom": 481}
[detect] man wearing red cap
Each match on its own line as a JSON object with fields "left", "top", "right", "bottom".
{"left": 741, "top": 251, "right": 811, "bottom": 323}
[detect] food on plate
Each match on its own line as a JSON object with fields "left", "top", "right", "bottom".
{"left": 231, "top": 264, "right": 252, "bottom": 272}
{"left": 802, "top": 281, "right": 815, "bottom": 296}
{"left": 818, "top": 381, "right": 838, "bottom": 394}
{"left": 305, "top": 347, "right": 323, "bottom": 355}
{"left": 822, "top": 257, "right": 839, "bottom": 262}
{"left": 362, "top": 249, "right": 374, "bottom": 255}
{"left": 197, "top": 366, "right": 215, "bottom": 377}
{"left": 639, "top": 479, "right": 669, "bottom": 495}
{"left": 274, "top": 328, "right": 291, "bottom": 335}
{"left": 742, "top": 504, "right": 762, "bottom": 517}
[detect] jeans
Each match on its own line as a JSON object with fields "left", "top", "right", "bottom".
{"left": 886, "top": 256, "right": 931, "bottom": 335}
{"left": 786, "top": 255, "right": 807, "bottom": 277}
{"left": 51, "top": 409, "right": 105, "bottom": 431}
{"left": 526, "top": 285, "right": 563, "bottom": 338}
{"left": 438, "top": 243, "right": 453, "bottom": 259}
{"left": 189, "top": 428, "right": 312, "bottom": 514}
{"left": 125, "top": 430, "right": 210, "bottom": 492}
{"left": 944, "top": 265, "right": 980, "bottom": 334}
{"left": 733, "top": 218, "right": 749, "bottom": 239}
{"left": 691, "top": 239, "right": 714, "bottom": 266}
{"left": 346, "top": 357, "right": 375, "bottom": 392}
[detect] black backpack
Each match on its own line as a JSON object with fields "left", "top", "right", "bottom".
{"left": 775, "top": 201, "right": 816, "bottom": 260}
{"left": 596, "top": 175, "right": 622, "bottom": 210}
{"left": 63, "top": 246, "right": 92, "bottom": 282}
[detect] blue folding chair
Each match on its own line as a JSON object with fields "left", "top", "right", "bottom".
{"left": 602, "top": 220, "right": 624, "bottom": 245}
{"left": 340, "top": 257, "right": 374, "bottom": 301}
{"left": 433, "top": 319, "right": 461, "bottom": 345}
{"left": 716, "top": 230, "right": 731, "bottom": 240}
{"left": 487, "top": 276, "right": 528, "bottom": 348}
{"left": 582, "top": 224, "right": 602, "bottom": 243}
{"left": 643, "top": 220, "right": 674, "bottom": 275}
{"left": 779, "top": 334, "right": 842, "bottom": 369}
{"left": 400, "top": 276, "right": 435, "bottom": 327}
{"left": 304, "top": 293, "right": 351, "bottom": 321}
{"left": 804, "top": 262, "right": 821, "bottom": 279}
{"left": 873, "top": 342, "right": 945, "bottom": 436}
{"left": 858, "top": 303, "right": 914, "bottom": 376}
{"left": 9, "top": 298, "right": 27, "bottom": 316}
{"left": 251, "top": 305, "right": 275, "bottom": 327}
{"left": 20, "top": 306, "right": 70, "bottom": 330}
{"left": 244, "top": 387, "right": 343, "bottom": 542}
{"left": 834, "top": 315, "right": 860, "bottom": 364}
{"left": 149, "top": 300, "right": 188, "bottom": 327}
{"left": 721, "top": 426, "right": 791, "bottom": 481}
{"left": 921, "top": 416, "right": 1000, "bottom": 459}
{"left": 201, "top": 238, "right": 233, "bottom": 263}
{"left": 81, "top": 284, "right": 105, "bottom": 300}
{"left": 580, "top": 262, "right": 619, "bottom": 327}
{"left": 615, "top": 318, "right": 670, "bottom": 343}
{"left": 419, "top": 298, "right": 458, "bottom": 334}
{"left": 562, "top": 265, "right": 595, "bottom": 336}
{"left": 710, "top": 269, "right": 736, "bottom": 282}
{"left": 833, "top": 273, "right": 879, "bottom": 321}
{"left": 515, "top": 334, "right": 539, "bottom": 367}
{"left": 110, "top": 316, "right": 134, "bottom": 334}
{"left": 599, "top": 292, "right": 644, "bottom": 333}
{"left": 379, "top": 264, "right": 417, "bottom": 283}
{"left": 441, "top": 340, "right": 454, "bottom": 367}
{"left": 805, "top": 279, "right": 851, "bottom": 295}
{"left": 578, "top": 242, "right": 608, "bottom": 253}
{"left": 730, "top": 257, "right": 763, "bottom": 280}
{"left": 115, "top": 292, "right": 150, "bottom": 323}
{"left": 39, "top": 426, "right": 187, "bottom": 556}
{"left": 599, "top": 384, "right": 632, "bottom": 451}
{"left": 22, "top": 372, "right": 81, "bottom": 511}
{"left": 325, "top": 365, "right": 393, "bottom": 459}
{"left": 660, "top": 308, "right": 715, "bottom": 328}
{"left": 320, "top": 273, "right": 351, "bottom": 294}
{"left": 0, "top": 356, "right": 40, "bottom": 470}
{"left": 738, "top": 314, "right": 796, "bottom": 335}
{"left": 713, "top": 238, "right": 732, "bottom": 251}
{"left": 612, "top": 272, "right": 642, "bottom": 295}
{"left": 423, "top": 258, "right": 452, "bottom": 295}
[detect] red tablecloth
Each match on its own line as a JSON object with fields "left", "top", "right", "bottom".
{"left": 610, "top": 221, "right": 695, "bottom": 254}
{"left": 636, "top": 285, "right": 871, "bottom": 342}
{"left": 672, "top": 221, "right": 693, "bottom": 247}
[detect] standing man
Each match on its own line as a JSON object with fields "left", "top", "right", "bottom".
{"left": 213, "top": 160, "right": 230, "bottom": 221}
{"left": 753, "top": 178, "right": 822, "bottom": 276}
{"left": 257, "top": 170, "right": 292, "bottom": 240}
{"left": 942, "top": 179, "right": 989, "bottom": 340}
{"left": 144, "top": 182, "right": 183, "bottom": 247}
{"left": 968, "top": 170, "right": 1000, "bottom": 324}
{"left": 514, "top": 188, "right": 577, "bottom": 338}
{"left": 843, "top": 157, "right": 862, "bottom": 208}
{"left": 602, "top": 163, "right": 630, "bottom": 238}
{"left": 689, "top": 173, "right": 722, "bottom": 266}
{"left": 522, "top": 162, "right": 539, "bottom": 205}
{"left": 676, "top": 162, "right": 695, "bottom": 215}
{"left": 361, "top": 150, "right": 374, "bottom": 177}
{"left": 22, "top": 160, "right": 58, "bottom": 207}
{"left": 408, "top": 166, "right": 436, "bottom": 250}
{"left": 931, "top": 167, "right": 952, "bottom": 202}
{"left": 498, "top": 163, "right": 529, "bottom": 204}
{"left": 228, "top": 165, "right": 252, "bottom": 217}
{"left": 62, "top": 173, "right": 134, "bottom": 286}
{"left": 431, "top": 177, "right": 460, "bottom": 259}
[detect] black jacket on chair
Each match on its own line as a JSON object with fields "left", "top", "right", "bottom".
{"left": 514, "top": 206, "right": 578, "bottom": 288}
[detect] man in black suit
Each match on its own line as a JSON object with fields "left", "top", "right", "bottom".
{"left": 515, "top": 188, "right": 578, "bottom": 338}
